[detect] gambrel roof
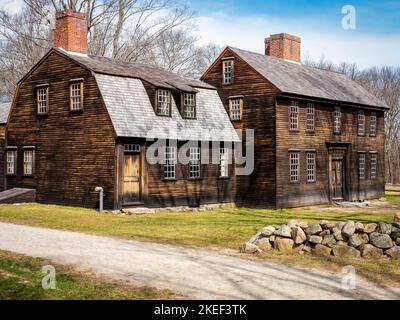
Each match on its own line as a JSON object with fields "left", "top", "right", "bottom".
{"left": 0, "top": 102, "right": 11, "bottom": 124}
{"left": 224, "top": 47, "right": 389, "bottom": 110}
{"left": 55, "top": 49, "right": 239, "bottom": 142}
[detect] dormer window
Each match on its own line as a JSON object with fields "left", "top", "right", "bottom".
{"left": 36, "top": 85, "right": 49, "bottom": 115}
{"left": 222, "top": 59, "right": 234, "bottom": 84}
{"left": 182, "top": 93, "right": 196, "bottom": 119}
{"left": 70, "top": 80, "right": 84, "bottom": 111}
{"left": 157, "top": 89, "right": 171, "bottom": 116}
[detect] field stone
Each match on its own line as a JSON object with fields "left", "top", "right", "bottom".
{"left": 320, "top": 220, "right": 335, "bottom": 230}
{"left": 269, "top": 235, "right": 276, "bottom": 243}
{"left": 369, "top": 232, "right": 394, "bottom": 249}
{"left": 394, "top": 213, "right": 400, "bottom": 227}
{"left": 274, "top": 237, "right": 294, "bottom": 253}
{"left": 306, "top": 224, "right": 323, "bottom": 235}
{"left": 333, "top": 229, "right": 344, "bottom": 241}
{"left": 309, "top": 235, "right": 323, "bottom": 244}
{"left": 241, "top": 243, "right": 259, "bottom": 253}
{"left": 397, "top": 238, "right": 400, "bottom": 246}
{"left": 391, "top": 226, "right": 400, "bottom": 240}
{"left": 261, "top": 226, "right": 275, "bottom": 237}
{"left": 293, "top": 244, "right": 305, "bottom": 253}
{"left": 297, "top": 222, "right": 309, "bottom": 230}
{"left": 349, "top": 234, "right": 364, "bottom": 248}
{"left": 249, "top": 232, "right": 262, "bottom": 244}
{"left": 337, "top": 241, "right": 348, "bottom": 246}
{"left": 320, "top": 230, "right": 331, "bottom": 237}
{"left": 360, "top": 244, "right": 383, "bottom": 259}
{"left": 355, "top": 222, "right": 365, "bottom": 233}
{"left": 274, "top": 225, "right": 292, "bottom": 238}
{"left": 255, "top": 238, "right": 272, "bottom": 251}
{"left": 385, "top": 246, "right": 400, "bottom": 259}
{"left": 378, "top": 222, "right": 392, "bottom": 235}
{"left": 291, "top": 227, "right": 307, "bottom": 245}
{"left": 322, "top": 235, "right": 336, "bottom": 248}
{"left": 364, "top": 223, "right": 378, "bottom": 234}
{"left": 342, "top": 221, "right": 356, "bottom": 238}
{"left": 287, "top": 220, "right": 300, "bottom": 228}
{"left": 313, "top": 244, "right": 332, "bottom": 257}
{"left": 332, "top": 245, "right": 361, "bottom": 259}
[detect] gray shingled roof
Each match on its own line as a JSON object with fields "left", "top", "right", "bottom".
{"left": 95, "top": 74, "right": 239, "bottom": 142}
{"left": 59, "top": 49, "right": 214, "bottom": 92}
{"left": 0, "top": 102, "right": 11, "bottom": 124}
{"left": 229, "top": 47, "right": 388, "bottom": 109}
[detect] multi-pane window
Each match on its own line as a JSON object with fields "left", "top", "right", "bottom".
{"left": 307, "top": 152, "right": 316, "bottom": 182}
{"left": 370, "top": 153, "right": 377, "bottom": 180}
{"left": 290, "top": 152, "right": 300, "bottom": 183}
{"left": 359, "top": 153, "right": 366, "bottom": 180}
{"left": 124, "top": 144, "right": 140, "bottom": 153}
{"left": 183, "top": 93, "right": 196, "bottom": 119}
{"left": 229, "top": 99, "right": 242, "bottom": 121}
{"left": 157, "top": 89, "right": 171, "bottom": 116}
{"left": 37, "top": 86, "right": 48, "bottom": 114}
{"left": 370, "top": 112, "right": 377, "bottom": 136}
{"left": 70, "top": 82, "right": 83, "bottom": 111}
{"left": 23, "top": 149, "right": 34, "bottom": 175}
{"left": 6, "top": 150, "right": 16, "bottom": 175}
{"left": 164, "top": 146, "right": 176, "bottom": 180}
{"left": 306, "top": 103, "right": 315, "bottom": 131}
{"left": 219, "top": 148, "right": 229, "bottom": 178}
{"left": 333, "top": 107, "right": 341, "bottom": 134}
{"left": 358, "top": 110, "right": 365, "bottom": 136}
{"left": 290, "top": 101, "right": 299, "bottom": 130}
{"left": 223, "top": 60, "right": 233, "bottom": 84}
{"left": 189, "top": 147, "right": 201, "bottom": 179}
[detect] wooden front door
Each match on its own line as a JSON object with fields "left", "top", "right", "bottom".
{"left": 123, "top": 154, "right": 141, "bottom": 203}
{"left": 331, "top": 159, "right": 344, "bottom": 201}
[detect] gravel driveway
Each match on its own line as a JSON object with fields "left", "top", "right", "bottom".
{"left": 0, "top": 222, "right": 399, "bottom": 300}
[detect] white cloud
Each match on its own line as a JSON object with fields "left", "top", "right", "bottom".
{"left": 194, "top": 14, "right": 400, "bottom": 68}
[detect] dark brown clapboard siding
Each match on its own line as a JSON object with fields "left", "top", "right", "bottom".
{"left": 0, "top": 125, "right": 5, "bottom": 191}
{"left": 6, "top": 51, "right": 117, "bottom": 209}
{"left": 202, "top": 48, "right": 279, "bottom": 208}
{"left": 275, "top": 97, "right": 385, "bottom": 208}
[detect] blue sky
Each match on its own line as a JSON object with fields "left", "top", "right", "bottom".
{"left": 189, "top": 0, "right": 400, "bottom": 68}
{"left": 1, "top": 0, "right": 399, "bottom": 67}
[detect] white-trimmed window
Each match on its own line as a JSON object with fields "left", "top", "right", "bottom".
{"left": 157, "top": 89, "right": 171, "bottom": 116}
{"left": 306, "top": 103, "right": 315, "bottom": 131}
{"left": 189, "top": 147, "right": 201, "bottom": 179}
{"left": 358, "top": 110, "right": 365, "bottom": 136}
{"left": 37, "top": 86, "right": 48, "bottom": 114}
{"left": 70, "top": 81, "right": 83, "bottom": 111}
{"left": 23, "top": 149, "right": 34, "bottom": 175}
{"left": 370, "top": 112, "right": 377, "bottom": 136}
{"left": 370, "top": 153, "right": 377, "bottom": 180}
{"left": 290, "top": 101, "right": 299, "bottom": 130}
{"left": 183, "top": 93, "right": 196, "bottom": 119}
{"left": 307, "top": 152, "right": 316, "bottom": 182}
{"left": 333, "top": 107, "right": 341, "bottom": 134}
{"left": 164, "top": 146, "right": 176, "bottom": 180}
{"left": 359, "top": 153, "right": 366, "bottom": 180}
{"left": 219, "top": 148, "right": 229, "bottom": 178}
{"left": 290, "top": 152, "right": 300, "bottom": 183}
{"left": 229, "top": 99, "right": 242, "bottom": 121}
{"left": 223, "top": 60, "right": 233, "bottom": 84}
{"left": 6, "top": 149, "right": 17, "bottom": 175}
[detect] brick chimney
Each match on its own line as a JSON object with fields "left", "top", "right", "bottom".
{"left": 264, "top": 33, "right": 301, "bottom": 63}
{"left": 54, "top": 10, "right": 88, "bottom": 54}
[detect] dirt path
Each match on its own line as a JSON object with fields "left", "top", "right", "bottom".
{"left": 0, "top": 222, "right": 399, "bottom": 300}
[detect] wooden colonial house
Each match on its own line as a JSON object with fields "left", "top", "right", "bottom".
{"left": 3, "top": 11, "right": 239, "bottom": 210}
{"left": 202, "top": 33, "right": 389, "bottom": 208}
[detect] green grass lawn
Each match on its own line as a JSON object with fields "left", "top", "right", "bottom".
{"left": 0, "top": 250, "right": 177, "bottom": 300}
{"left": 0, "top": 190, "right": 399, "bottom": 288}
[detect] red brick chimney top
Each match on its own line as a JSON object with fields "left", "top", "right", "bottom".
{"left": 265, "top": 33, "right": 301, "bottom": 63}
{"left": 54, "top": 10, "right": 88, "bottom": 54}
